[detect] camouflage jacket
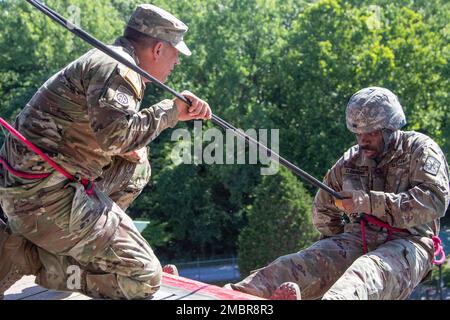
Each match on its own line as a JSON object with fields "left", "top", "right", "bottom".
{"left": 313, "top": 131, "right": 450, "bottom": 238}
{"left": 0, "top": 37, "right": 179, "bottom": 184}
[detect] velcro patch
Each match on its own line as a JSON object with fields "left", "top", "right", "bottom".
{"left": 344, "top": 168, "right": 368, "bottom": 176}
{"left": 423, "top": 155, "right": 441, "bottom": 176}
{"left": 114, "top": 85, "right": 132, "bottom": 107}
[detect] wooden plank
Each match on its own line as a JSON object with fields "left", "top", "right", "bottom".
{"left": 3, "top": 276, "right": 48, "bottom": 300}
{"left": 21, "top": 290, "right": 84, "bottom": 300}
{"left": 5, "top": 274, "right": 259, "bottom": 300}
{"left": 6, "top": 278, "right": 221, "bottom": 300}
{"left": 4, "top": 276, "right": 90, "bottom": 300}
{"left": 62, "top": 292, "right": 92, "bottom": 300}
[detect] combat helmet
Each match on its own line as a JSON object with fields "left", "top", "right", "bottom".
{"left": 346, "top": 87, "right": 406, "bottom": 134}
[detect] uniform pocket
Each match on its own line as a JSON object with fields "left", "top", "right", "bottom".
{"left": 69, "top": 182, "right": 107, "bottom": 234}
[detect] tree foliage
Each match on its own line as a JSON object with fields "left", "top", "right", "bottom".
{"left": 0, "top": 0, "right": 124, "bottom": 121}
{"left": 270, "top": 0, "right": 449, "bottom": 179}
{"left": 0, "top": 0, "right": 448, "bottom": 263}
{"left": 237, "top": 167, "right": 319, "bottom": 276}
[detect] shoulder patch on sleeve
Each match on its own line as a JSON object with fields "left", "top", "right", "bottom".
{"left": 423, "top": 155, "right": 441, "bottom": 176}
{"left": 123, "top": 68, "right": 144, "bottom": 99}
{"left": 114, "top": 85, "right": 133, "bottom": 107}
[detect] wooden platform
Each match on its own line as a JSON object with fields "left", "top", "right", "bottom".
{"left": 4, "top": 276, "right": 90, "bottom": 300}
{"left": 4, "top": 274, "right": 263, "bottom": 300}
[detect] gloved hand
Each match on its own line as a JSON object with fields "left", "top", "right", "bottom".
{"left": 334, "top": 190, "right": 371, "bottom": 216}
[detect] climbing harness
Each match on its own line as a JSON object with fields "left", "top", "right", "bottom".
{"left": 358, "top": 213, "right": 445, "bottom": 265}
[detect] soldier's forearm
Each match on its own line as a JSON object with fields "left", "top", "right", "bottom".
{"left": 144, "top": 99, "right": 179, "bottom": 131}
{"left": 369, "top": 186, "right": 447, "bottom": 229}
{"left": 92, "top": 99, "right": 179, "bottom": 154}
{"left": 312, "top": 205, "right": 345, "bottom": 236}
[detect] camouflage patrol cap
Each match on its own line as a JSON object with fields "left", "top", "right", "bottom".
{"left": 127, "top": 4, "right": 191, "bottom": 56}
{"left": 346, "top": 87, "right": 406, "bottom": 134}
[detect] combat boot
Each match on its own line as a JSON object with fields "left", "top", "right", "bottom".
{"left": 0, "top": 218, "right": 40, "bottom": 299}
{"left": 269, "top": 282, "right": 301, "bottom": 300}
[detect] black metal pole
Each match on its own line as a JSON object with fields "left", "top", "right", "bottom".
{"left": 26, "top": 0, "right": 344, "bottom": 200}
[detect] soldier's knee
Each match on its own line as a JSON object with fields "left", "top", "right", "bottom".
{"left": 119, "top": 261, "right": 162, "bottom": 300}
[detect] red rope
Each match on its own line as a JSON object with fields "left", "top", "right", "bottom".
{"left": 0, "top": 157, "right": 50, "bottom": 179}
{"left": 359, "top": 213, "right": 445, "bottom": 265}
{"left": 0, "top": 117, "right": 94, "bottom": 195}
{"left": 432, "top": 236, "right": 446, "bottom": 265}
{"left": 0, "top": 118, "right": 73, "bottom": 180}
{"left": 359, "top": 214, "right": 409, "bottom": 254}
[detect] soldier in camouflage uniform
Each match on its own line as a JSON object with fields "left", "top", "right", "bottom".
{"left": 0, "top": 4, "right": 211, "bottom": 299}
{"left": 229, "top": 87, "right": 449, "bottom": 300}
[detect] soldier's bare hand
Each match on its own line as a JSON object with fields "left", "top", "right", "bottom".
{"left": 175, "top": 91, "right": 212, "bottom": 121}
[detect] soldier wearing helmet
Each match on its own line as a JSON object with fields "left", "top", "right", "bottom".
{"left": 227, "top": 87, "right": 449, "bottom": 300}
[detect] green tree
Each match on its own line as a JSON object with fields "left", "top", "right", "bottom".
{"left": 270, "top": 0, "right": 449, "bottom": 183}
{"left": 237, "top": 167, "right": 319, "bottom": 276}
{"left": 0, "top": 0, "right": 124, "bottom": 121}
{"left": 147, "top": 163, "right": 238, "bottom": 260}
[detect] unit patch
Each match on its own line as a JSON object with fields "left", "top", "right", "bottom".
{"left": 114, "top": 86, "right": 131, "bottom": 107}
{"left": 423, "top": 155, "right": 441, "bottom": 176}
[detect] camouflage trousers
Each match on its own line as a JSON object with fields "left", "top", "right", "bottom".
{"left": 232, "top": 224, "right": 434, "bottom": 300}
{"left": 0, "top": 153, "right": 159, "bottom": 299}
